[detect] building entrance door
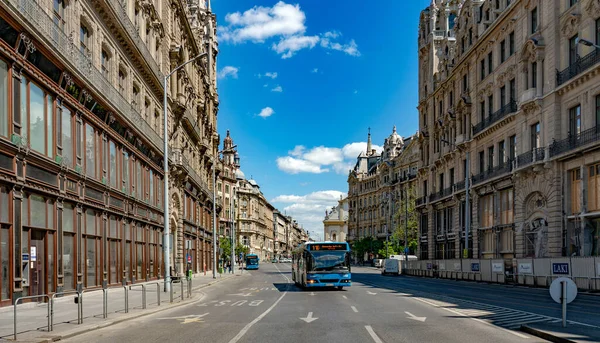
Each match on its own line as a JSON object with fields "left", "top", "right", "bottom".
{"left": 30, "top": 230, "right": 45, "bottom": 296}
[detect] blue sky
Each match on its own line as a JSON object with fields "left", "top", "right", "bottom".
{"left": 212, "top": 0, "right": 427, "bottom": 239}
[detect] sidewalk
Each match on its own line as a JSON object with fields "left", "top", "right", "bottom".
{"left": 521, "top": 322, "right": 600, "bottom": 343}
{"left": 0, "top": 270, "right": 242, "bottom": 342}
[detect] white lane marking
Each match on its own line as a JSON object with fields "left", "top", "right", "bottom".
{"left": 405, "top": 311, "right": 426, "bottom": 322}
{"left": 351, "top": 306, "right": 358, "bottom": 313}
{"left": 367, "top": 291, "right": 377, "bottom": 295}
{"left": 228, "top": 265, "right": 289, "bottom": 343}
{"left": 412, "top": 297, "right": 529, "bottom": 339}
{"left": 342, "top": 295, "right": 348, "bottom": 299}
{"left": 365, "top": 325, "right": 383, "bottom": 343}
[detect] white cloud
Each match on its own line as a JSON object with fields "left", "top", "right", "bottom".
{"left": 271, "top": 190, "right": 346, "bottom": 234}
{"left": 219, "top": 2, "right": 360, "bottom": 59}
{"left": 219, "top": 1, "right": 306, "bottom": 43}
{"left": 272, "top": 35, "right": 319, "bottom": 58}
{"left": 271, "top": 85, "right": 283, "bottom": 92}
{"left": 265, "top": 72, "right": 278, "bottom": 79}
{"left": 276, "top": 142, "right": 382, "bottom": 175}
{"left": 354, "top": 90, "right": 358, "bottom": 94}
{"left": 217, "top": 66, "right": 239, "bottom": 79}
{"left": 311, "top": 68, "right": 319, "bottom": 73}
{"left": 263, "top": 84, "right": 268, "bottom": 87}
{"left": 257, "top": 107, "right": 275, "bottom": 118}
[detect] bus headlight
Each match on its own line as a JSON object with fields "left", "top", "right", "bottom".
{"left": 343, "top": 274, "right": 350, "bottom": 278}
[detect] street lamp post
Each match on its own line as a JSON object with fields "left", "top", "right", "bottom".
{"left": 163, "top": 52, "right": 208, "bottom": 292}
{"left": 576, "top": 37, "right": 600, "bottom": 49}
{"left": 212, "top": 145, "right": 237, "bottom": 278}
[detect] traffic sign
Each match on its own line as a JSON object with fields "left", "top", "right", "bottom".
{"left": 550, "top": 277, "right": 577, "bottom": 304}
{"left": 187, "top": 254, "right": 192, "bottom": 263}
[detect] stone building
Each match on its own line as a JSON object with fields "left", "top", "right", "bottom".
{"left": 347, "top": 127, "right": 420, "bottom": 248}
{"left": 416, "top": 0, "right": 600, "bottom": 260}
{"left": 0, "top": 0, "right": 219, "bottom": 306}
{"left": 323, "top": 196, "right": 349, "bottom": 242}
{"left": 273, "top": 210, "right": 291, "bottom": 259}
{"left": 217, "top": 130, "right": 238, "bottom": 242}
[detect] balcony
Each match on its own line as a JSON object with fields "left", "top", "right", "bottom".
{"left": 473, "top": 100, "right": 517, "bottom": 136}
{"left": 4, "top": 0, "right": 165, "bottom": 155}
{"left": 182, "top": 108, "right": 201, "bottom": 142}
{"left": 181, "top": 154, "right": 214, "bottom": 200}
{"left": 549, "top": 125, "right": 600, "bottom": 158}
{"left": 104, "top": 0, "right": 163, "bottom": 83}
{"left": 471, "top": 160, "right": 513, "bottom": 185}
{"left": 433, "top": 30, "right": 446, "bottom": 40}
{"left": 429, "top": 186, "right": 453, "bottom": 203}
{"left": 516, "top": 148, "right": 545, "bottom": 169}
{"left": 557, "top": 49, "right": 600, "bottom": 86}
{"left": 416, "top": 196, "right": 426, "bottom": 207}
{"left": 455, "top": 180, "right": 465, "bottom": 192}
{"left": 520, "top": 88, "right": 537, "bottom": 104}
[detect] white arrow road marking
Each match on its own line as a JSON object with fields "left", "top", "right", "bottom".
{"left": 228, "top": 292, "right": 255, "bottom": 297}
{"left": 309, "top": 292, "right": 316, "bottom": 296}
{"left": 367, "top": 291, "right": 377, "bottom": 295}
{"left": 365, "top": 325, "right": 383, "bottom": 343}
{"left": 405, "top": 311, "right": 427, "bottom": 322}
{"left": 351, "top": 306, "right": 358, "bottom": 313}
{"left": 342, "top": 295, "right": 348, "bottom": 299}
{"left": 300, "top": 312, "right": 319, "bottom": 323}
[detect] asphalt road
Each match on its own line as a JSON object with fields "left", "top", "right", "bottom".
{"left": 63, "top": 263, "right": 549, "bottom": 343}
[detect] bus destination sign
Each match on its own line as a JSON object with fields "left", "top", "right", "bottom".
{"left": 310, "top": 243, "right": 347, "bottom": 251}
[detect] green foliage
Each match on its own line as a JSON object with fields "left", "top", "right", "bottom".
{"left": 392, "top": 185, "right": 419, "bottom": 255}
{"left": 378, "top": 241, "right": 399, "bottom": 258}
{"left": 219, "top": 237, "right": 232, "bottom": 260}
{"left": 352, "top": 236, "right": 383, "bottom": 260}
{"left": 235, "top": 243, "right": 249, "bottom": 257}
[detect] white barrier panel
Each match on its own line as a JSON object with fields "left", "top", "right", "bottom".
{"left": 480, "top": 259, "right": 492, "bottom": 282}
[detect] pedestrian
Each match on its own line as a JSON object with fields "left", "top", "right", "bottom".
{"left": 227, "top": 260, "right": 232, "bottom": 274}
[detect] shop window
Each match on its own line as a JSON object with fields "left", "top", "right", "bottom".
{"left": 0, "top": 60, "right": 7, "bottom": 137}
{"left": 21, "top": 78, "right": 54, "bottom": 157}
{"left": 109, "top": 141, "right": 117, "bottom": 188}
{"left": 588, "top": 165, "right": 600, "bottom": 212}
{"left": 480, "top": 194, "right": 493, "bottom": 227}
{"left": 572, "top": 168, "right": 582, "bottom": 213}
{"left": 499, "top": 188, "right": 514, "bottom": 224}
{"left": 85, "top": 123, "right": 95, "bottom": 178}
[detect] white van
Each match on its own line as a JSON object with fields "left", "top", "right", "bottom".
{"left": 382, "top": 255, "right": 418, "bottom": 275}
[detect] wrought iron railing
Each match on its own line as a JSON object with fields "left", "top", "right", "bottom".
{"left": 5, "top": 0, "right": 165, "bottom": 154}
{"left": 549, "top": 125, "right": 600, "bottom": 158}
{"left": 429, "top": 186, "right": 453, "bottom": 203}
{"left": 473, "top": 100, "right": 517, "bottom": 135}
{"left": 105, "top": 0, "right": 163, "bottom": 82}
{"left": 472, "top": 160, "right": 513, "bottom": 185}
{"left": 454, "top": 180, "right": 465, "bottom": 192}
{"left": 516, "top": 148, "right": 545, "bottom": 168}
{"left": 557, "top": 49, "right": 600, "bottom": 86}
{"left": 416, "top": 196, "right": 426, "bottom": 206}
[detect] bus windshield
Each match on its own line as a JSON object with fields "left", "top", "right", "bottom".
{"left": 309, "top": 251, "right": 348, "bottom": 272}
{"left": 246, "top": 257, "right": 258, "bottom": 265}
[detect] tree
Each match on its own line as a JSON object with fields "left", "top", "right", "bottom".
{"left": 378, "top": 240, "right": 399, "bottom": 258}
{"left": 219, "top": 237, "right": 232, "bottom": 260}
{"left": 235, "top": 243, "right": 249, "bottom": 258}
{"left": 352, "top": 236, "right": 383, "bottom": 260}
{"left": 393, "top": 185, "right": 419, "bottom": 255}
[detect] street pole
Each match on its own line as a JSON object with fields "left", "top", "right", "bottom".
{"left": 405, "top": 188, "right": 408, "bottom": 262}
{"left": 230, "top": 185, "right": 235, "bottom": 273}
{"left": 464, "top": 151, "right": 470, "bottom": 259}
{"left": 163, "top": 52, "right": 208, "bottom": 292}
{"left": 212, "top": 162, "right": 217, "bottom": 278}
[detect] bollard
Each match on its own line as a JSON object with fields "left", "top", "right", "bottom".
{"left": 124, "top": 286, "right": 129, "bottom": 313}
{"left": 102, "top": 289, "right": 108, "bottom": 318}
{"left": 170, "top": 280, "right": 174, "bottom": 303}
{"left": 180, "top": 279, "right": 184, "bottom": 301}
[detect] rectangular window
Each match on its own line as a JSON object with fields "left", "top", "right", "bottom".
{"left": 118, "top": 70, "right": 125, "bottom": 95}
{"left": 479, "top": 151, "right": 485, "bottom": 173}
{"left": 136, "top": 161, "right": 142, "bottom": 199}
{"left": 488, "top": 146, "right": 494, "bottom": 170}
{"left": 570, "top": 0, "right": 579, "bottom": 7}
{"left": 123, "top": 151, "right": 129, "bottom": 192}
{"left": 498, "top": 140, "right": 506, "bottom": 165}
{"left": 101, "top": 50, "right": 109, "bottom": 78}
{"left": 149, "top": 169, "right": 154, "bottom": 204}
{"left": 596, "top": 18, "right": 600, "bottom": 47}
{"left": 480, "top": 59, "right": 485, "bottom": 80}
{"left": 588, "top": 165, "right": 600, "bottom": 212}
{"left": 0, "top": 60, "right": 7, "bottom": 137}
{"left": 500, "top": 86, "right": 506, "bottom": 107}
{"left": 531, "top": 62, "right": 537, "bottom": 88}
{"left": 449, "top": 168, "right": 455, "bottom": 186}
{"left": 488, "top": 94, "right": 494, "bottom": 116}
{"left": 569, "top": 105, "right": 581, "bottom": 136}
{"left": 500, "top": 40, "right": 506, "bottom": 63}
{"left": 572, "top": 168, "right": 582, "bottom": 213}
{"left": 463, "top": 74, "right": 468, "bottom": 92}
{"left": 531, "top": 7, "right": 538, "bottom": 34}
{"left": 487, "top": 52, "right": 493, "bottom": 74}
{"left": 499, "top": 188, "right": 514, "bottom": 225}
{"left": 509, "top": 135, "right": 517, "bottom": 160}
{"left": 52, "top": 0, "right": 65, "bottom": 29}
{"left": 480, "top": 101, "right": 485, "bottom": 122}
{"left": 80, "top": 25, "right": 89, "bottom": 54}
{"left": 59, "top": 104, "right": 73, "bottom": 167}
{"left": 85, "top": 124, "right": 95, "bottom": 177}
{"left": 439, "top": 173, "right": 444, "bottom": 192}
{"left": 109, "top": 141, "right": 117, "bottom": 188}
{"left": 449, "top": 91, "right": 453, "bottom": 107}
{"left": 569, "top": 35, "right": 579, "bottom": 65}
{"left": 76, "top": 120, "right": 82, "bottom": 167}
{"left": 509, "top": 78, "right": 516, "bottom": 101}
{"left": 596, "top": 95, "right": 600, "bottom": 128}
{"left": 509, "top": 32, "right": 515, "bottom": 55}
{"left": 531, "top": 122, "right": 540, "bottom": 150}
{"left": 480, "top": 194, "right": 494, "bottom": 227}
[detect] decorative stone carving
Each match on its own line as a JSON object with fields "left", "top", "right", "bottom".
{"left": 525, "top": 191, "right": 546, "bottom": 218}
{"left": 561, "top": 12, "right": 581, "bottom": 38}
{"left": 18, "top": 33, "right": 36, "bottom": 55}
{"left": 585, "top": 0, "right": 600, "bottom": 19}
{"left": 521, "top": 101, "right": 541, "bottom": 115}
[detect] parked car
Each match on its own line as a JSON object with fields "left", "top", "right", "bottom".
{"left": 373, "top": 259, "right": 384, "bottom": 268}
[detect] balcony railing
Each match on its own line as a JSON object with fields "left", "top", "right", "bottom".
{"left": 429, "top": 186, "right": 453, "bottom": 203}
{"left": 5, "top": 0, "right": 165, "bottom": 155}
{"left": 433, "top": 30, "right": 446, "bottom": 40}
{"left": 472, "top": 160, "right": 513, "bottom": 185}
{"left": 181, "top": 154, "right": 213, "bottom": 200}
{"left": 105, "top": 0, "right": 163, "bottom": 82}
{"left": 473, "top": 100, "right": 517, "bottom": 135}
{"left": 455, "top": 180, "right": 465, "bottom": 192}
{"left": 557, "top": 49, "right": 600, "bottom": 86}
{"left": 516, "top": 148, "right": 545, "bottom": 168}
{"left": 416, "top": 196, "right": 426, "bottom": 207}
{"left": 549, "top": 125, "right": 600, "bottom": 158}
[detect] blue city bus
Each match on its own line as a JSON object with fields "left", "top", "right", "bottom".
{"left": 292, "top": 242, "right": 351, "bottom": 289}
{"left": 245, "top": 254, "right": 259, "bottom": 270}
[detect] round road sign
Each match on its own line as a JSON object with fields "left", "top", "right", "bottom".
{"left": 549, "top": 277, "right": 577, "bottom": 304}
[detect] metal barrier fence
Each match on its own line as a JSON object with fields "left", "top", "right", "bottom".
{"left": 14, "top": 294, "right": 50, "bottom": 340}
{"left": 50, "top": 290, "right": 82, "bottom": 330}
{"left": 129, "top": 284, "right": 147, "bottom": 309}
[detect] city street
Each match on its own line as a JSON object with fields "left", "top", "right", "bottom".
{"left": 63, "top": 263, "right": 554, "bottom": 343}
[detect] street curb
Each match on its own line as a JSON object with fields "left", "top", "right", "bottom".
{"left": 520, "top": 325, "right": 575, "bottom": 343}
{"left": 29, "top": 274, "right": 238, "bottom": 343}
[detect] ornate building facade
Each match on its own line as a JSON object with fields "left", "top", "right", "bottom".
{"left": 347, "top": 127, "right": 420, "bottom": 247}
{"left": 323, "top": 196, "right": 349, "bottom": 242}
{"left": 0, "top": 0, "right": 219, "bottom": 306}
{"left": 417, "top": 0, "right": 600, "bottom": 260}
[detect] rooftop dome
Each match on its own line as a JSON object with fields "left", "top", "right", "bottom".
{"left": 235, "top": 169, "right": 246, "bottom": 180}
